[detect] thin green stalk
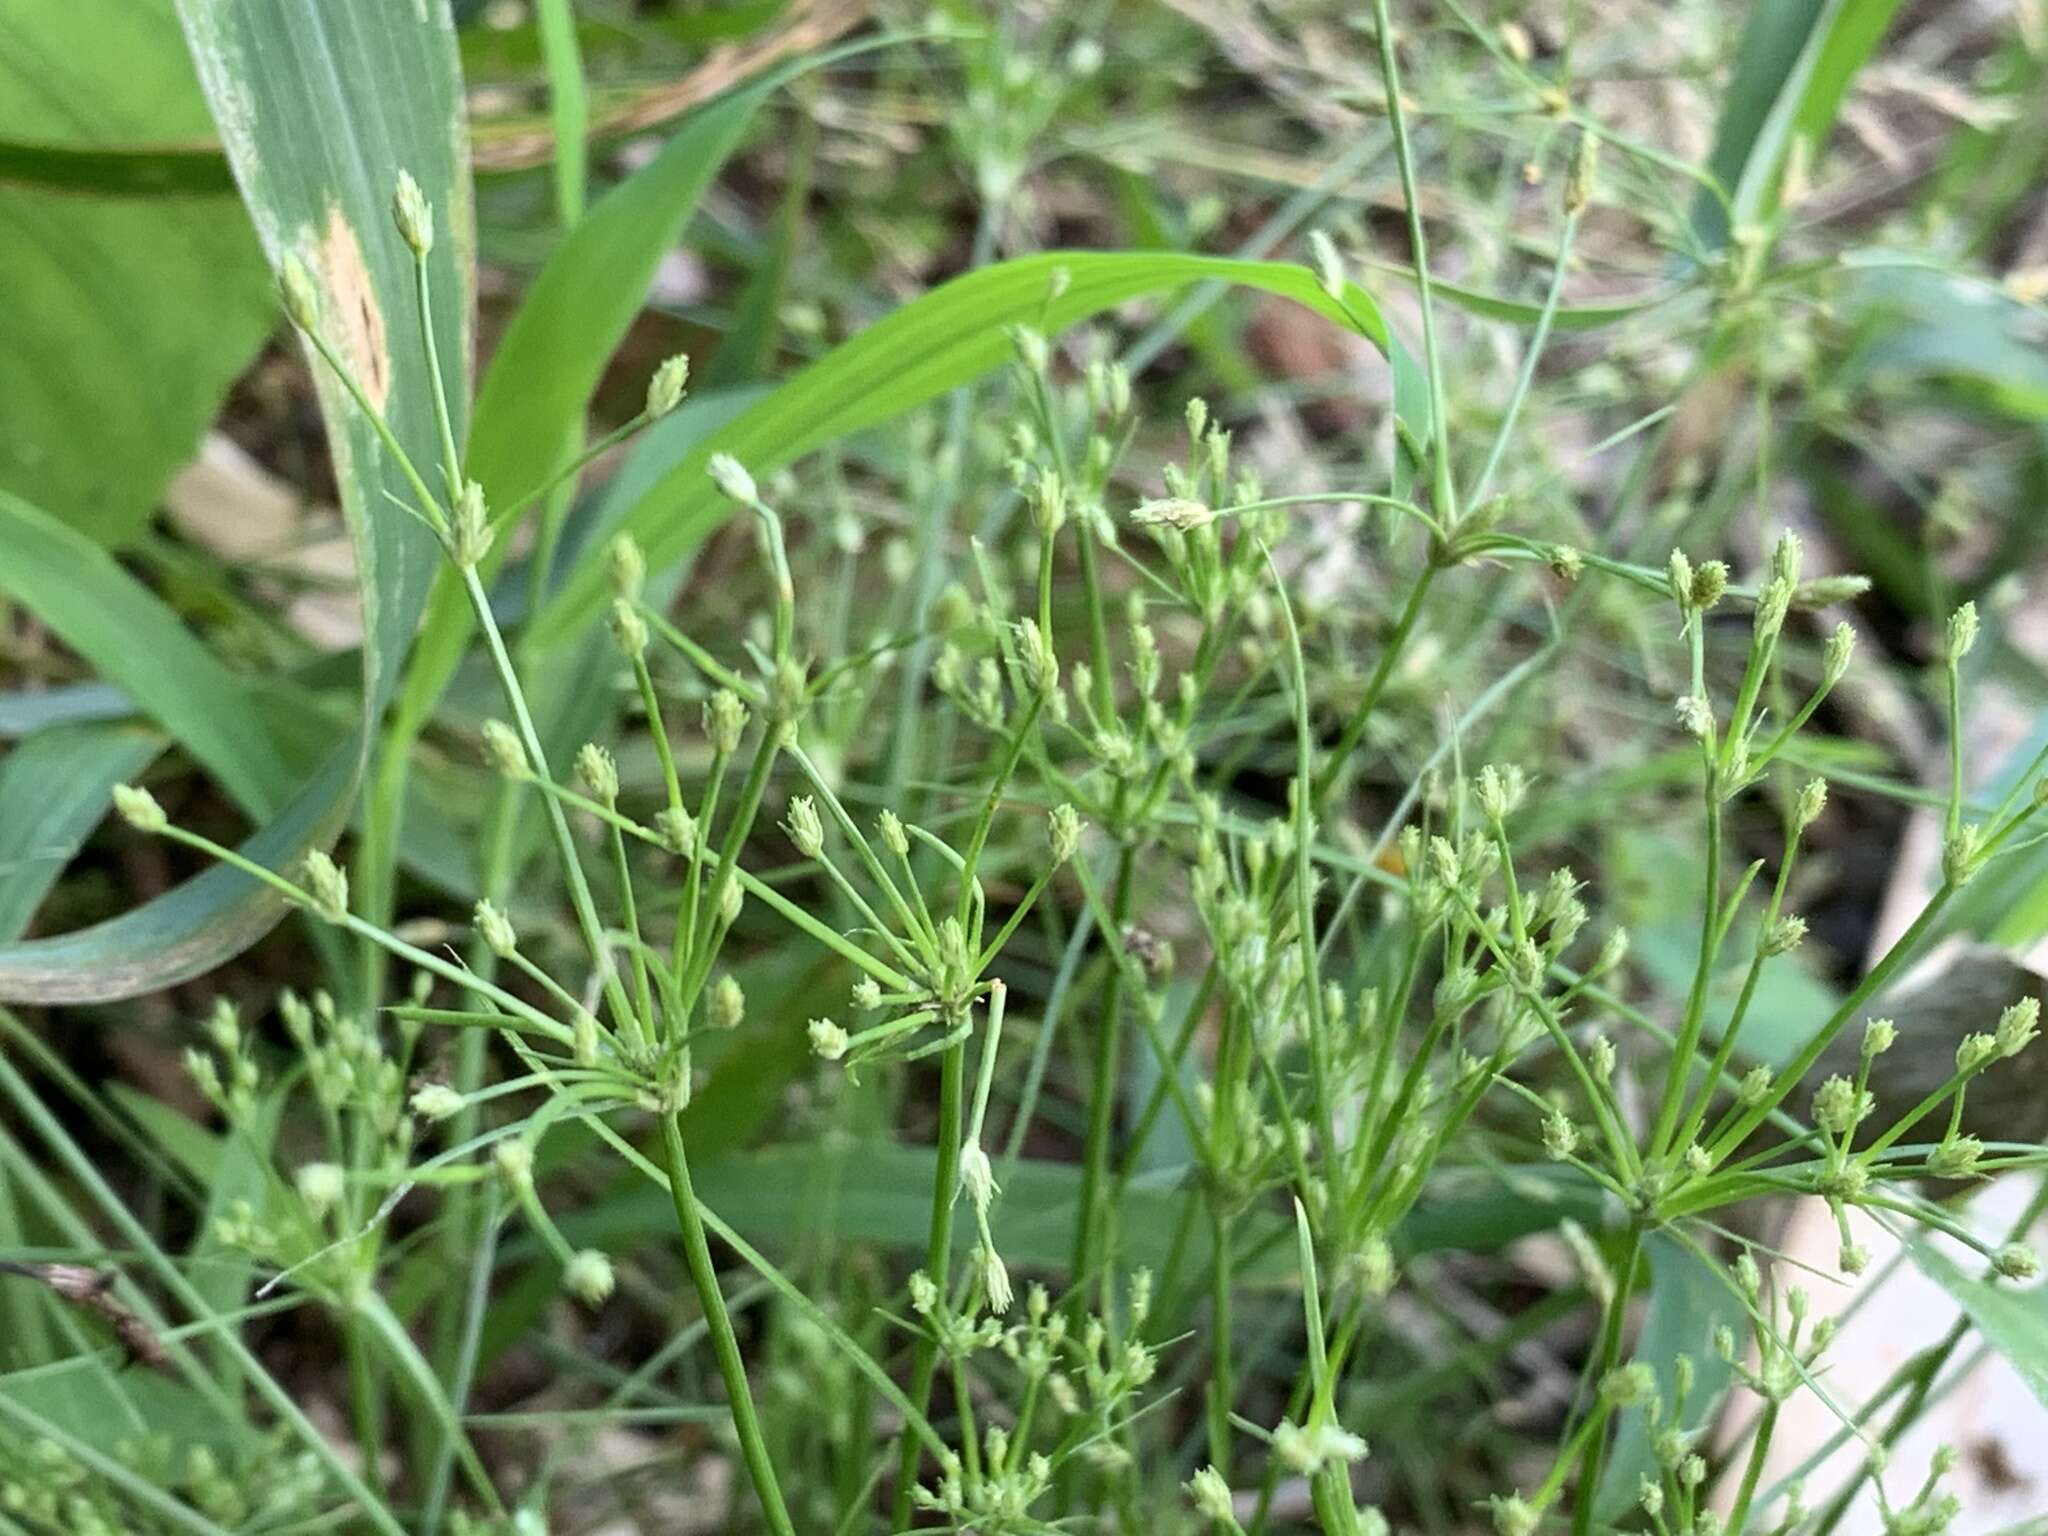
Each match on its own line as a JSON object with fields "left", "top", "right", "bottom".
{"left": 633, "top": 651, "right": 685, "bottom": 818}
{"left": 679, "top": 728, "right": 785, "bottom": 1010}
{"left": 1647, "top": 756, "right": 1724, "bottom": 1163}
{"left": 676, "top": 746, "right": 728, "bottom": 984}
{"left": 789, "top": 743, "right": 928, "bottom": 948}
{"left": 1312, "top": 562, "right": 1439, "bottom": 806}
{"left": 153, "top": 824, "right": 580, "bottom": 1048}
{"left": 890, "top": 1039, "right": 966, "bottom": 1529}
{"left": 344, "top": 1322, "right": 387, "bottom": 1501}
{"left": 421, "top": 1185, "right": 501, "bottom": 1536}
{"left": 1468, "top": 204, "right": 1585, "bottom": 506}
{"left": 1348, "top": 922, "right": 1427, "bottom": 1208}
{"left": 1569, "top": 1225, "right": 1643, "bottom": 1536}
{"left": 952, "top": 1352, "right": 983, "bottom": 1492}
{"left": 1207, "top": 1200, "right": 1234, "bottom": 1480}
{"left": 882, "top": 191, "right": 1003, "bottom": 810}
{"left": 1370, "top": 0, "right": 1457, "bottom": 527}
{"left": 1708, "top": 887, "right": 1956, "bottom": 1162}
{"left": 1071, "top": 843, "right": 1138, "bottom": 1302}
{"left": 502, "top": 413, "right": 650, "bottom": 532}
{"left": 461, "top": 563, "right": 637, "bottom": 1038}
{"left": 954, "top": 693, "right": 1046, "bottom": 925}
{"left": 655, "top": 1113, "right": 795, "bottom": 1536}
{"left": 1265, "top": 543, "right": 1341, "bottom": 1185}
{"left": 519, "top": 771, "right": 920, "bottom": 992}
{"left": 1074, "top": 519, "right": 1117, "bottom": 723}
{"left": 1001, "top": 901, "right": 1092, "bottom": 1169}
{"left": 1114, "top": 964, "right": 1219, "bottom": 1197}
{"left": 1670, "top": 822, "right": 1802, "bottom": 1159}
{"left": 641, "top": 605, "right": 766, "bottom": 703}
{"left": 607, "top": 817, "right": 654, "bottom": 1025}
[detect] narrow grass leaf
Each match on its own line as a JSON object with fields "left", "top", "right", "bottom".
{"left": 1693, "top": 0, "right": 1905, "bottom": 251}
{"left": 0, "top": 495, "right": 289, "bottom": 820}
{"left": 0, "top": 725, "right": 161, "bottom": 942}
{"left": 534, "top": 250, "right": 1427, "bottom": 647}
{"left": 1909, "top": 1240, "right": 2048, "bottom": 1407}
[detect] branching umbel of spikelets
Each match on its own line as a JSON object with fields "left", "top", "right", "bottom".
{"left": 107, "top": 172, "right": 1101, "bottom": 1535}
{"left": 106, "top": 170, "right": 2048, "bottom": 1536}
{"left": 117, "top": 173, "right": 821, "bottom": 1535}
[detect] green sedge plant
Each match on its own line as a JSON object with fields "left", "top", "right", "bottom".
{"left": 67, "top": 144, "right": 2048, "bottom": 1536}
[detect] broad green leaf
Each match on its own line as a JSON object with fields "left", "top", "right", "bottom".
{"left": 0, "top": 198, "right": 257, "bottom": 518}
{"left": 0, "top": 1370, "right": 227, "bottom": 1453}
{"left": 467, "top": 76, "right": 823, "bottom": 502}
{"left": 0, "top": 0, "right": 471, "bottom": 1002}
{"left": 179, "top": 0, "right": 472, "bottom": 723}
{"left": 532, "top": 250, "right": 1428, "bottom": 649}
{"left": 1693, "top": 0, "right": 1905, "bottom": 252}
{"left": 0, "top": 754, "right": 351, "bottom": 1003}
{"left": 103, "top": 1083, "right": 229, "bottom": 1186}
{"left": 0, "top": 0, "right": 272, "bottom": 542}
{"left": 0, "top": 494, "right": 289, "bottom": 820}
{"left": 0, "top": 725, "right": 162, "bottom": 942}
{"left": 1910, "top": 1240, "right": 2048, "bottom": 1407}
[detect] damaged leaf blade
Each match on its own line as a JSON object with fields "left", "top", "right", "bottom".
{"left": 0, "top": 0, "right": 471, "bottom": 1002}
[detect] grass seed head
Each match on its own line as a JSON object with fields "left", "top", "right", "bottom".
{"left": 708, "top": 452, "right": 757, "bottom": 504}
{"left": 112, "top": 783, "right": 168, "bottom": 834}
{"left": 565, "top": 1249, "right": 615, "bottom": 1307}
{"left": 391, "top": 170, "right": 432, "bottom": 257}
{"left": 808, "top": 1018, "right": 848, "bottom": 1061}
{"left": 299, "top": 851, "right": 350, "bottom": 924}
{"left": 411, "top": 1083, "right": 465, "bottom": 1122}
{"left": 645, "top": 354, "right": 689, "bottom": 419}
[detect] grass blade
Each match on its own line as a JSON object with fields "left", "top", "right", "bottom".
{"left": 0, "top": 0, "right": 271, "bottom": 542}
{"left": 1693, "top": 0, "right": 1905, "bottom": 252}
{"left": 0, "top": 494, "right": 289, "bottom": 820}
{"left": 0, "top": 725, "right": 161, "bottom": 942}
{"left": 0, "top": 0, "right": 472, "bottom": 1003}
{"left": 532, "top": 250, "right": 1427, "bottom": 648}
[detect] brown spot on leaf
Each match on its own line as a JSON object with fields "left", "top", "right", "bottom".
{"left": 319, "top": 205, "right": 389, "bottom": 411}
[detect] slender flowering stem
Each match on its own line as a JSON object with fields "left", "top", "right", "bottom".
{"left": 889, "top": 1037, "right": 965, "bottom": 1529}
{"left": 656, "top": 1114, "right": 797, "bottom": 1536}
